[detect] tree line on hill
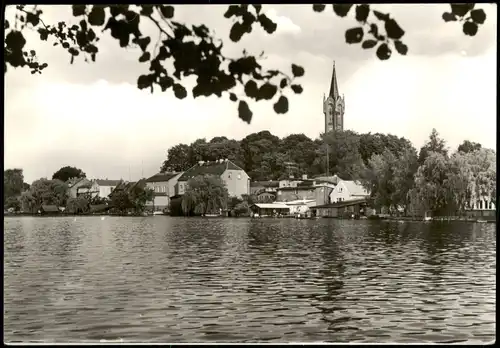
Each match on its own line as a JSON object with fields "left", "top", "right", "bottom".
{"left": 161, "top": 129, "right": 495, "bottom": 217}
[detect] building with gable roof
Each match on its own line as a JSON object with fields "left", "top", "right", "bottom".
{"left": 329, "top": 179, "right": 370, "bottom": 203}
{"left": 95, "top": 179, "right": 122, "bottom": 198}
{"left": 144, "top": 172, "right": 183, "bottom": 212}
{"left": 176, "top": 159, "right": 250, "bottom": 199}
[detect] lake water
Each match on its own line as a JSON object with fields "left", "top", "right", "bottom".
{"left": 4, "top": 217, "right": 496, "bottom": 343}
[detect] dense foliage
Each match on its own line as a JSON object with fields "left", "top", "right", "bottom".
{"left": 19, "top": 178, "right": 69, "bottom": 213}
{"left": 362, "top": 130, "right": 496, "bottom": 216}
{"left": 3, "top": 168, "right": 30, "bottom": 211}
{"left": 52, "top": 166, "right": 86, "bottom": 182}
{"left": 110, "top": 184, "right": 154, "bottom": 214}
{"left": 5, "top": 4, "right": 487, "bottom": 122}
{"left": 160, "top": 130, "right": 413, "bottom": 181}
{"left": 4, "top": 166, "right": 153, "bottom": 214}
{"left": 161, "top": 128, "right": 495, "bottom": 217}
{"left": 181, "top": 175, "right": 228, "bottom": 216}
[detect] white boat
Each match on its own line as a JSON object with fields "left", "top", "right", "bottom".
{"left": 153, "top": 211, "right": 164, "bottom": 216}
{"left": 477, "top": 219, "right": 488, "bottom": 223}
{"left": 423, "top": 212, "right": 432, "bottom": 222}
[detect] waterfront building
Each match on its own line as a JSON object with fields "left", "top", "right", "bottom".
{"left": 145, "top": 172, "right": 183, "bottom": 212}
{"left": 176, "top": 159, "right": 250, "bottom": 199}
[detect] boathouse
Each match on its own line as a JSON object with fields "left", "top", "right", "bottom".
{"left": 39, "top": 205, "right": 61, "bottom": 215}
{"left": 250, "top": 203, "right": 290, "bottom": 217}
{"left": 310, "top": 198, "right": 369, "bottom": 218}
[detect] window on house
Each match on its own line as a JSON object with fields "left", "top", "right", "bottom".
{"left": 163, "top": 186, "right": 167, "bottom": 193}
{"left": 228, "top": 173, "right": 232, "bottom": 179}
{"left": 339, "top": 187, "right": 342, "bottom": 192}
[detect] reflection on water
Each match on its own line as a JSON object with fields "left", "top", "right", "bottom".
{"left": 4, "top": 217, "right": 496, "bottom": 343}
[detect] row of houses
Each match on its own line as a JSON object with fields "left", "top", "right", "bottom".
{"left": 143, "top": 158, "right": 373, "bottom": 216}
{"left": 66, "top": 177, "right": 149, "bottom": 201}
{"left": 248, "top": 174, "right": 372, "bottom": 218}
{"left": 66, "top": 178, "right": 122, "bottom": 199}
{"left": 144, "top": 159, "right": 251, "bottom": 212}
{"left": 71, "top": 158, "right": 494, "bottom": 217}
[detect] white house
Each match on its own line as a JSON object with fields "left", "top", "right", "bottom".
{"left": 329, "top": 180, "right": 370, "bottom": 203}
{"left": 67, "top": 178, "right": 92, "bottom": 198}
{"left": 95, "top": 179, "right": 122, "bottom": 199}
{"left": 76, "top": 180, "right": 100, "bottom": 199}
{"left": 176, "top": 159, "right": 250, "bottom": 199}
{"left": 145, "top": 172, "right": 183, "bottom": 212}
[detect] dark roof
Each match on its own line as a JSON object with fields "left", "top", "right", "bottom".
{"left": 66, "top": 177, "right": 86, "bottom": 188}
{"left": 328, "top": 61, "right": 340, "bottom": 100}
{"left": 297, "top": 180, "right": 315, "bottom": 187}
{"left": 77, "top": 182, "right": 93, "bottom": 189}
{"left": 178, "top": 160, "right": 244, "bottom": 182}
{"left": 96, "top": 179, "right": 121, "bottom": 187}
{"left": 109, "top": 180, "right": 129, "bottom": 193}
{"left": 313, "top": 175, "right": 341, "bottom": 185}
{"left": 311, "top": 198, "right": 368, "bottom": 209}
{"left": 251, "top": 181, "right": 280, "bottom": 188}
{"left": 145, "top": 172, "right": 179, "bottom": 183}
{"left": 41, "top": 205, "right": 60, "bottom": 212}
{"left": 277, "top": 186, "right": 315, "bottom": 191}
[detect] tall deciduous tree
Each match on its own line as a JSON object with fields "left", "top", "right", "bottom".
{"left": 464, "top": 148, "right": 496, "bottom": 208}
{"left": 362, "top": 149, "right": 398, "bottom": 212}
{"left": 130, "top": 185, "right": 154, "bottom": 213}
{"left": 182, "top": 175, "right": 228, "bottom": 216}
{"left": 410, "top": 152, "right": 450, "bottom": 215}
{"left": 391, "top": 147, "right": 419, "bottom": 214}
{"left": 4, "top": 168, "right": 25, "bottom": 201}
{"left": 52, "top": 166, "right": 86, "bottom": 182}
{"left": 457, "top": 140, "right": 482, "bottom": 154}
{"left": 160, "top": 143, "right": 192, "bottom": 172}
{"left": 5, "top": 4, "right": 487, "bottom": 122}
{"left": 444, "top": 152, "right": 474, "bottom": 215}
{"left": 21, "top": 178, "right": 69, "bottom": 212}
{"left": 322, "top": 130, "right": 366, "bottom": 180}
{"left": 418, "top": 128, "right": 449, "bottom": 165}
{"left": 110, "top": 190, "right": 133, "bottom": 214}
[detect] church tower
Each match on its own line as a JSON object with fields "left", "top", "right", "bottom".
{"left": 323, "top": 62, "right": 345, "bottom": 133}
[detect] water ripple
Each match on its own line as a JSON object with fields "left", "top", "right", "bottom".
{"left": 4, "top": 217, "right": 495, "bottom": 343}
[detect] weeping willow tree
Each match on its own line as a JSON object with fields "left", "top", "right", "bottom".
{"left": 181, "top": 175, "right": 228, "bottom": 216}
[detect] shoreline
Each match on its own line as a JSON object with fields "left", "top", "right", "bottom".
{"left": 4, "top": 213, "right": 496, "bottom": 223}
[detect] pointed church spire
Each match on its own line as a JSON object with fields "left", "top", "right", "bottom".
{"left": 328, "top": 61, "right": 339, "bottom": 100}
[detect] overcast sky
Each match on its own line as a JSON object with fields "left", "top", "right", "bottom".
{"left": 4, "top": 4, "right": 497, "bottom": 183}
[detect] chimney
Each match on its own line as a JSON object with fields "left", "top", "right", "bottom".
{"left": 302, "top": 174, "right": 308, "bottom": 180}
